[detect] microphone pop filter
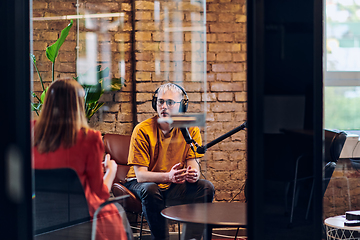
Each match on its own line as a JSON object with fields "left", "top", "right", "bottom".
{"left": 157, "top": 113, "right": 205, "bottom": 128}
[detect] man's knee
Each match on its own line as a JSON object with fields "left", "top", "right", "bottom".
{"left": 193, "top": 179, "right": 214, "bottom": 203}
{"left": 198, "top": 179, "right": 214, "bottom": 190}
{"left": 200, "top": 180, "right": 215, "bottom": 200}
{"left": 139, "top": 182, "right": 162, "bottom": 200}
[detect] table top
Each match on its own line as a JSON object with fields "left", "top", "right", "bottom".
{"left": 161, "top": 202, "right": 247, "bottom": 227}
{"left": 325, "top": 215, "right": 360, "bottom": 230}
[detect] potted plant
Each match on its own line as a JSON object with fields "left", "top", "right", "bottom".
{"left": 31, "top": 19, "right": 125, "bottom": 120}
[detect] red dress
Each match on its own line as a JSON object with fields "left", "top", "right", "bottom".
{"left": 33, "top": 126, "right": 127, "bottom": 240}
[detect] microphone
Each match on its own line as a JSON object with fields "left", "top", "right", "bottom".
{"left": 180, "top": 121, "right": 247, "bottom": 154}
{"left": 196, "top": 121, "right": 247, "bottom": 154}
{"left": 179, "top": 128, "right": 196, "bottom": 152}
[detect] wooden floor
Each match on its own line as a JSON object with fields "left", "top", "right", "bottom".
{"left": 34, "top": 224, "right": 247, "bottom": 240}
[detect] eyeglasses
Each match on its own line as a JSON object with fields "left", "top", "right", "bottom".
{"left": 157, "top": 99, "right": 181, "bottom": 108}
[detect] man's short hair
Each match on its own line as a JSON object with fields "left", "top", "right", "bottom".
{"left": 152, "top": 83, "right": 189, "bottom": 112}
{"left": 157, "top": 83, "right": 185, "bottom": 98}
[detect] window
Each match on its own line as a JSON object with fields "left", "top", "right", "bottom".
{"left": 323, "top": 1, "right": 360, "bottom": 233}
{"left": 325, "top": 0, "right": 360, "bottom": 130}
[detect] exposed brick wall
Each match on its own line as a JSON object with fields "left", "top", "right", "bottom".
{"left": 323, "top": 159, "right": 360, "bottom": 220}
{"left": 32, "top": 0, "right": 134, "bottom": 135}
{"left": 32, "top": 0, "right": 248, "bottom": 202}
{"left": 133, "top": 0, "right": 207, "bottom": 125}
{"left": 131, "top": 0, "right": 247, "bottom": 202}
{"left": 206, "top": 0, "right": 247, "bottom": 202}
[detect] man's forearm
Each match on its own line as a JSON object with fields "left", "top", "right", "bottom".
{"left": 186, "top": 158, "right": 200, "bottom": 171}
{"left": 135, "top": 167, "right": 170, "bottom": 183}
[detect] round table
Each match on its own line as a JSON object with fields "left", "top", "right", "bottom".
{"left": 161, "top": 202, "right": 247, "bottom": 240}
{"left": 324, "top": 215, "right": 360, "bottom": 240}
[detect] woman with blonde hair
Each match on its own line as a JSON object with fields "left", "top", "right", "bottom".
{"left": 33, "top": 78, "right": 130, "bottom": 240}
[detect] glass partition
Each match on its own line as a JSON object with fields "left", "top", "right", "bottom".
{"left": 30, "top": 0, "right": 224, "bottom": 239}
{"left": 31, "top": 0, "right": 249, "bottom": 238}
{"left": 323, "top": 0, "right": 360, "bottom": 238}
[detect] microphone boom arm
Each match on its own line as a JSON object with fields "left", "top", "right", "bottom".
{"left": 195, "top": 121, "right": 247, "bottom": 154}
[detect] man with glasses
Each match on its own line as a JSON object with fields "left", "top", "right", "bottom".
{"left": 124, "top": 83, "right": 215, "bottom": 240}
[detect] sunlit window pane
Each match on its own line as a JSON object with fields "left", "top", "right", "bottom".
{"left": 324, "top": 86, "right": 360, "bottom": 130}
{"left": 326, "top": 0, "right": 360, "bottom": 71}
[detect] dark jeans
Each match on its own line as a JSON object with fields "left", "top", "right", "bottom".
{"left": 124, "top": 179, "right": 215, "bottom": 240}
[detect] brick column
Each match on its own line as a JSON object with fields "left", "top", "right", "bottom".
{"left": 206, "top": 0, "right": 247, "bottom": 201}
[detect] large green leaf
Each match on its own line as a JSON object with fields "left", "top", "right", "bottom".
{"left": 86, "top": 102, "right": 105, "bottom": 120}
{"left": 102, "top": 77, "right": 126, "bottom": 91}
{"left": 97, "top": 67, "right": 109, "bottom": 80}
{"left": 75, "top": 66, "right": 110, "bottom": 104}
{"left": 74, "top": 66, "right": 109, "bottom": 86}
{"left": 73, "top": 65, "right": 126, "bottom": 120}
{"left": 40, "top": 87, "right": 49, "bottom": 103}
{"left": 46, "top": 20, "right": 73, "bottom": 63}
{"left": 84, "top": 86, "right": 103, "bottom": 104}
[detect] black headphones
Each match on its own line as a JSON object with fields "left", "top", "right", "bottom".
{"left": 152, "top": 83, "right": 189, "bottom": 113}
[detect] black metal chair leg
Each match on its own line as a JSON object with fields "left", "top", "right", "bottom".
{"left": 306, "top": 180, "right": 315, "bottom": 220}
{"left": 139, "top": 212, "right": 144, "bottom": 240}
{"left": 234, "top": 227, "right": 240, "bottom": 240}
{"left": 284, "top": 182, "right": 291, "bottom": 214}
{"left": 289, "top": 155, "right": 301, "bottom": 227}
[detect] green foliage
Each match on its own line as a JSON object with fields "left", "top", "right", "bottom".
{"left": 46, "top": 20, "right": 74, "bottom": 81}
{"left": 46, "top": 21, "right": 73, "bottom": 63}
{"left": 73, "top": 65, "right": 125, "bottom": 120}
{"left": 30, "top": 20, "right": 125, "bottom": 121}
{"left": 324, "top": 87, "right": 360, "bottom": 130}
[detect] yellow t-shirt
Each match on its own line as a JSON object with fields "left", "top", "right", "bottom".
{"left": 126, "top": 116, "right": 204, "bottom": 189}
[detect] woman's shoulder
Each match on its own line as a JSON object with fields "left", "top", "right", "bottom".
{"left": 79, "top": 128, "right": 102, "bottom": 143}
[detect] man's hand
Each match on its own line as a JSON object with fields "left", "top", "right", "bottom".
{"left": 185, "top": 165, "right": 199, "bottom": 183}
{"left": 168, "top": 163, "right": 187, "bottom": 184}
